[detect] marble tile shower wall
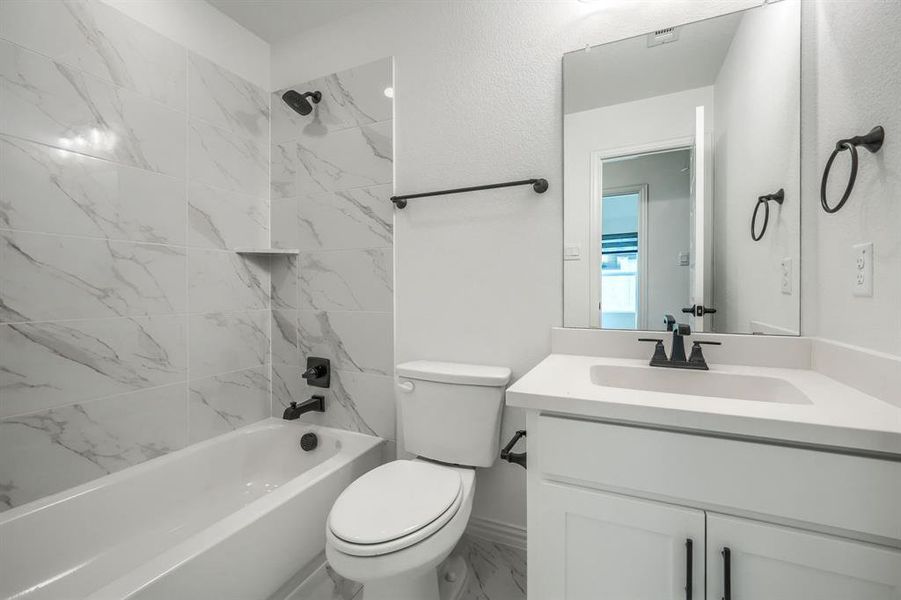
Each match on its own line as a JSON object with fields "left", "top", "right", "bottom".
{"left": 270, "top": 59, "right": 395, "bottom": 442}
{"left": 0, "top": 0, "right": 271, "bottom": 511}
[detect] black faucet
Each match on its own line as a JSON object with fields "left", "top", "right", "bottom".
{"left": 639, "top": 321, "right": 721, "bottom": 370}
{"left": 670, "top": 323, "right": 691, "bottom": 363}
{"left": 283, "top": 395, "right": 325, "bottom": 420}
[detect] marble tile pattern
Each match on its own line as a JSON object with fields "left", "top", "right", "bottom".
{"left": 291, "top": 536, "right": 526, "bottom": 600}
{"left": 0, "top": 0, "right": 272, "bottom": 511}
{"left": 269, "top": 59, "right": 395, "bottom": 445}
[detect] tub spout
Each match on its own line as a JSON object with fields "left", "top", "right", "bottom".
{"left": 283, "top": 395, "right": 325, "bottom": 420}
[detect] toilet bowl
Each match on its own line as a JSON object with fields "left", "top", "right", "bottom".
{"left": 324, "top": 361, "right": 511, "bottom": 600}
{"left": 325, "top": 460, "right": 476, "bottom": 600}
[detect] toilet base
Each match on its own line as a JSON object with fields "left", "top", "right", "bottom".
{"left": 361, "top": 569, "right": 438, "bottom": 600}
{"left": 359, "top": 554, "right": 469, "bottom": 600}
{"left": 438, "top": 554, "right": 470, "bottom": 600}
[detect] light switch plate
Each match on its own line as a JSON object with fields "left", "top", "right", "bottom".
{"left": 780, "top": 258, "right": 792, "bottom": 295}
{"left": 564, "top": 244, "right": 581, "bottom": 261}
{"left": 853, "top": 242, "right": 873, "bottom": 297}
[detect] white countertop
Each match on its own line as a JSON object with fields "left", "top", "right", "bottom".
{"left": 506, "top": 354, "right": 901, "bottom": 457}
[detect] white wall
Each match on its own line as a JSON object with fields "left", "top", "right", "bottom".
{"left": 563, "top": 86, "right": 714, "bottom": 327}
{"left": 803, "top": 0, "right": 901, "bottom": 355}
{"left": 604, "top": 151, "right": 693, "bottom": 326}
{"left": 101, "top": 0, "right": 270, "bottom": 88}
{"left": 272, "top": 0, "right": 759, "bottom": 532}
{"left": 713, "top": 1, "right": 801, "bottom": 335}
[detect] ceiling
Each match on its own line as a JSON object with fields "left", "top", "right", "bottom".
{"left": 206, "top": 0, "right": 373, "bottom": 44}
{"left": 564, "top": 9, "right": 745, "bottom": 114}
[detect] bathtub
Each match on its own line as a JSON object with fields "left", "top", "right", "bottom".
{"left": 0, "top": 419, "right": 384, "bottom": 600}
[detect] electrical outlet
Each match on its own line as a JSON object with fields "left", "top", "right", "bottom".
{"left": 853, "top": 242, "right": 873, "bottom": 297}
{"left": 780, "top": 258, "right": 792, "bottom": 295}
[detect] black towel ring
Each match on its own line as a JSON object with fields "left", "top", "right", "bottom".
{"left": 751, "top": 188, "right": 784, "bottom": 241}
{"left": 820, "top": 126, "right": 884, "bottom": 214}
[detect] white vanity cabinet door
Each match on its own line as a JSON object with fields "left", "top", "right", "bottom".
{"left": 532, "top": 482, "right": 704, "bottom": 600}
{"left": 706, "top": 514, "right": 901, "bottom": 600}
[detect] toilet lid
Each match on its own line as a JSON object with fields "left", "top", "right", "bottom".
{"left": 329, "top": 461, "right": 463, "bottom": 545}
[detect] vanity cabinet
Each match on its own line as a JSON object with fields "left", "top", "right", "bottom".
{"left": 527, "top": 414, "right": 901, "bottom": 599}
{"left": 534, "top": 483, "right": 704, "bottom": 599}
{"left": 706, "top": 514, "right": 901, "bottom": 599}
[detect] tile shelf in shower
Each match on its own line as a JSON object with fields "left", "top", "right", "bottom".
{"left": 234, "top": 248, "right": 300, "bottom": 256}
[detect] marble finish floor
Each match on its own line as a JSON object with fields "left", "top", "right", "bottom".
{"left": 290, "top": 535, "right": 526, "bottom": 600}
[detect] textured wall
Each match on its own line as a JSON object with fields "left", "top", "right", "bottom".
{"left": 0, "top": 0, "right": 271, "bottom": 510}
{"left": 269, "top": 59, "right": 396, "bottom": 442}
{"left": 271, "top": 0, "right": 761, "bottom": 532}
{"left": 803, "top": 0, "right": 901, "bottom": 354}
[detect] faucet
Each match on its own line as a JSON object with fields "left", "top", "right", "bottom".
{"left": 282, "top": 395, "right": 325, "bottom": 420}
{"left": 639, "top": 321, "right": 721, "bottom": 370}
{"left": 670, "top": 323, "right": 691, "bottom": 363}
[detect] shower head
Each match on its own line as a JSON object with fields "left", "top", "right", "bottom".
{"left": 281, "top": 90, "right": 321, "bottom": 116}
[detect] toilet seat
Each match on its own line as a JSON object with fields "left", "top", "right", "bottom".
{"left": 328, "top": 461, "right": 464, "bottom": 557}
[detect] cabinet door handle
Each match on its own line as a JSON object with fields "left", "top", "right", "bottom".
{"left": 684, "top": 538, "right": 693, "bottom": 600}
{"left": 722, "top": 547, "right": 732, "bottom": 600}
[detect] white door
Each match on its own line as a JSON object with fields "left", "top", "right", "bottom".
{"left": 533, "top": 482, "right": 705, "bottom": 600}
{"left": 707, "top": 514, "right": 901, "bottom": 600}
{"left": 688, "top": 105, "right": 710, "bottom": 332}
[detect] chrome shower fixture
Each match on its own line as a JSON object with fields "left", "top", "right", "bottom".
{"left": 281, "top": 89, "right": 321, "bottom": 116}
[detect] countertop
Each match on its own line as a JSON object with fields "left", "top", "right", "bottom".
{"left": 506, "top": 354, "right": 901, "bottom": 458}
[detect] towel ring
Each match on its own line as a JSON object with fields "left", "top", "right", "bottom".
{"left": 820, "top": 126, "right": 884, "bottom": 214}
{"left": 751, "top": 188, "right": 784, "bottom": 241}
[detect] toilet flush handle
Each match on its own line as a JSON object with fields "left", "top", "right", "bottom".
{"left": 396, "top": 379, "right": 415, "bottom": 393}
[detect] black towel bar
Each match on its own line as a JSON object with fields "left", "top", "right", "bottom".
{"left": 390, "top": 178, "right": 548, "bottom": 209}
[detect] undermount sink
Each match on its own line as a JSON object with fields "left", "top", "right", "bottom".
{"left": 590, "top": 364, "right": 812, "bottom": 404}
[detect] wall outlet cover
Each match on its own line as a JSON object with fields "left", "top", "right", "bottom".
{"left": 780, "top": 258, "right": 792, "bottom": 295}
{"left": 852, "top": 242, "right": 873, "bottom": 297}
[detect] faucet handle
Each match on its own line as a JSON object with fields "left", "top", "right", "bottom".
{"left": 688, "top": 340, "right": 722, "bottom": 368}
{"left": 638, "top": 338, "right": 668, "bottom": 364}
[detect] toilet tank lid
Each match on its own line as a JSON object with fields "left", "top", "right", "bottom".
{"left": 396, "top": 361, "right": 512, "bottom": 387}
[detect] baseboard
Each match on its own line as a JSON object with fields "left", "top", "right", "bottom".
{"left": 465, "top": 516, "right": 527, "bottom": 551}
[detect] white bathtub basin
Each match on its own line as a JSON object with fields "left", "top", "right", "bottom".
{"left": 0, "top": 419, "right": 384, "bottom": 600}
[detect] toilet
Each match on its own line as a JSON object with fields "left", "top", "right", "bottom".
{"left": 325, "top": 361, "right": 512, "bottom": 600}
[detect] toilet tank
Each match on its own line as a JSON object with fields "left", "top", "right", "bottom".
{"left": 396, "top": 361, "right": 512, "bottom": 467}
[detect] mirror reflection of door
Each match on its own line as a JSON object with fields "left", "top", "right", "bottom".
{"left": 596, "top": 149, "right": 692, "bottom": 331}
{"left": 562, "top": 0, "right": 801, "bottom": 335}
{"left": 599, "top": 187, "right": 645, "bottom": 329}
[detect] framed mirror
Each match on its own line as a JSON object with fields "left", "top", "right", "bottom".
{"left": 563, "top": 1, "right": 800, "bottom": 335}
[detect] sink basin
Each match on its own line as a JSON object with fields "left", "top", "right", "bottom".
{"left": 590, "top": 364, "right": 812, "bottom": 404}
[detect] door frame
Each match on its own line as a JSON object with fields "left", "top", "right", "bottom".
{"left": 589, "top": 136, "right": 694, "bottom": 329}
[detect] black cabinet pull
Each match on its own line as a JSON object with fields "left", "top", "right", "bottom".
{"left": 722, "top": 547, "right": 732, "bottom": 600}
{"left": 685, "top": 538, "right": 693, "bottom": 600}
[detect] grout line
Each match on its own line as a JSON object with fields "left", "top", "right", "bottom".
{"left": 0, "top": 36, "right": 189, "bottom": 115}
{"left": 0, "top": 308, "right": 274, "bottom": 327}
{"left": 184, "top": 49, "right": 192, "bottom": 448}
{"left": 0, "top": 364, "right": 270, "bottom": 423}
{"left": 0, "top": 225, "right": 266, "bottom": 253}
{"left": 0, "top": 380, "right": 189, "bottom": 421}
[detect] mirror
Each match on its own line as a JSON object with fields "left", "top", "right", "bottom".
{"left": 563, "top": 1, "right": 800, "bottom": 335}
